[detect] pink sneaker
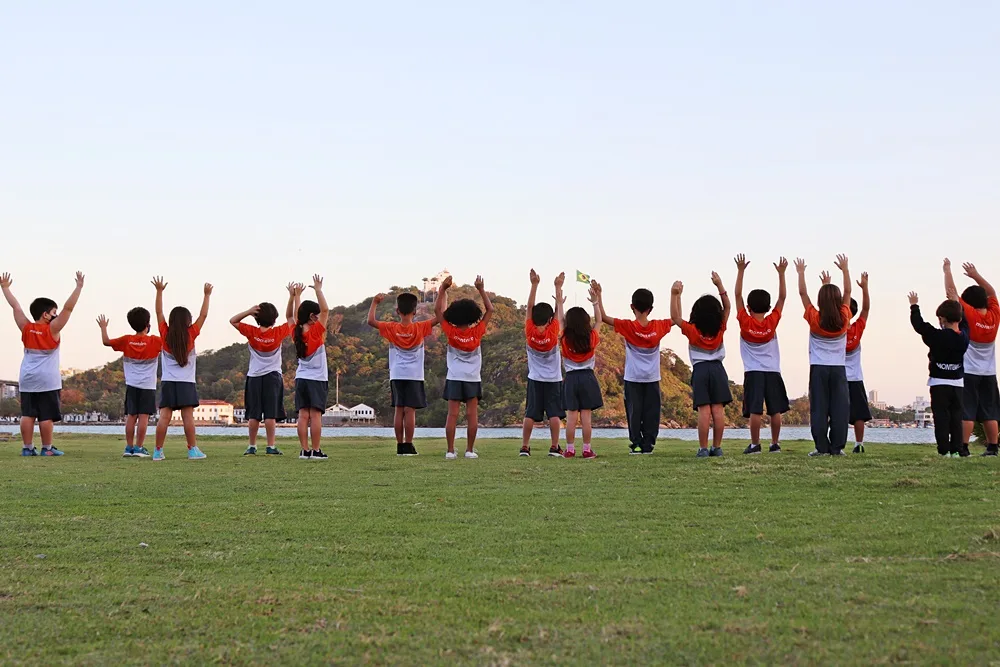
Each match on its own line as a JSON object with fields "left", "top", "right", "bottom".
{"left": 582, "top": 449, "right": 596, "bottom": 459}
{"left": 563, "top": 449, "right": 576, "bottom": 459}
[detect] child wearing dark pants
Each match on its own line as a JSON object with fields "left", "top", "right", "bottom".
{"left": 909, "top": 294, "right": 969, "bottom": 457}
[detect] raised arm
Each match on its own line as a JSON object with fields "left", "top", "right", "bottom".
{"left": 835, "top": 254, "right": 852, "bottom": 306}
{"left": 943, "top": 258, "right": 959, "bottom": 301}
{"left": 152, "top": 276, "right": 168, "bottom": 327}
{"left": 475, "top": 275, "right": 494, "bottom": 327}
{"left": 51, "top": 271, "right": 85, "bottom": 336}
{"left": 964, "top": 263, "right": 996, "bottom": 299}
{"left": 194, "top": 283, "right": 213, "bottom": 330}
{"left": 554, "top": 272, "right": 566, "bottom": 329}
{"left": 712, "top": 271, "right": 731, "bottom": 324}
{"left": 588, "top": 284, "right": 603, "bottom": 327}
{"left": 285, "top": 282, "right": 300, "bottom": 327}
{"left": 230, "top": 306, "right": 258, "bottom": 330}
{"left": 96, "top": 314, "right": 112, "bottom": 346}
{"left": 795, "top": 259, "right": 813, "bottom": 310}
{"left": 857, "top": 272, "right": 871, "bottom": 320}
{"left": 774, "top": 257, "right": 788, "bottom": 311}
{"left": 592, "top": 281, "right": 615, "bottom": 326}
{"left": 670, "top": 281, "right": 684, "bottom": 327}
{"left": 908, "top": 293, "right": 935, "bottom": 340}
{"left": 526, "top": 269, "right": 539, "bottom": 325}
{"left": 310, "top": 274, "right": 330, "bottom": 327}
{"left": 734, "top": 254, "right": 748, "bottom": 313}
{"left": 0, "top": 273, "right": 30, "bottom": 331}
{"left": 434, "top": 275, "right": 452, "bottom": 323}
{"left": 367, "top": 294, "right": 384, "bottom": 328}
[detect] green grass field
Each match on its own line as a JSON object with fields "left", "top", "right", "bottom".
{"left": 2, "top": 435, "right": 999, "bottom": 665}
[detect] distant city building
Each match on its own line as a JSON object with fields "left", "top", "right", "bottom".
{"left": 0, "top": 380, "right": 18, "bottom": 399}
{"left": 867, "top": 389, "right": 887, "bottom": 411}
{"left": 64, "top": 411, "right": 110, "bottom": 423}
{"left": 911, "top": 396, "right": 930, "bottom": 414}
{"left": 181, "top": 400, "right": 234, "bottom": 425}
{"left": 421, "top": 269, "right": 452, "bottom": 302}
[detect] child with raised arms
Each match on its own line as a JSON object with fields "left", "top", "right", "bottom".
{"left": 846, "top": 272, "right": 871, "bottom": 453}
{"left": 98, "top": 307, "right": 162, "bottom": 458}
{"left": 231, "top": 282, "right": 302, "bottom": 457}
{"left": 367, "top": 289, "right": 438, "bottom": 456}
{"left": 944, "top": 259, "right": 1000, "bottom": 456}
{"left": 560, "top": 282, "right": 605, "bottom": 459}
{"left": 796, "top": 256, "right": 852, "bottom": 456}
{"left": 734, "top": 255, "right": 790, "bottom": 454}
{"left": 671, "top": 272, "right": 731, "bottom": 457}
{"left": 908, "top": 291, "right": 969, "bottom": 457}
{"left": 519, "top": 270, "right": 566, "bottom": 458}
{"left": 152, "top": 277, "right": 212, "bottom": 461}
{"left": 435, "top": 275, "right": 494, "bottom": 460}
{"left": 595, "top": 285, "right": 672, "bottom": 454}
{"left": 294, "top": 275, "right": 331, "bottom": 461}
{"left": 1, "top": 271, "right": 85, "bottom": 457}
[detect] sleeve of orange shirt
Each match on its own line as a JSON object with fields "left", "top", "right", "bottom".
{"left": 375, "top": 321, "right": 392, "bottom": 340}
{"left": 840, "top": 306, "right": 853, "bottom": 330}
{"left": 189, "top": 323, "right": 202, "bottom": 342}
{"left": 108, "top": 336, "right": 129, "bottom": 352}
{"left": 803, "top": 305, "right": 820, "bottom": 328}
{"left": 471, "top": 319, "right": 488, "bottom": 341}
{"left": 989, "top": 296, "right": 1000, "bottom": 320}
{"left": 768, "top": 307, "right": 783, "bottom": 329}
{"left": 439, "top": 321, "right": 456, "bottom": 339}
{"left": 613, "top": 319, "right": 629, "bottom": 336}
{"left": 679, "top": 320, "right": 698, "bottom": 343}
{"left": 158, "top": 321, "right": 169, "bottom": 338}
{"left": 591, "top": 330, "right": 601, "bottom": 348}
{"left": 655, "top": 319, "right": 673, "bottom": 338}
{"left": 854, "top": 316, "right": 868, "bottom": 338}
{"left": 236, "top": 322, "right": 254, "bottom": 339}
{"left": 418, "top": 320, "right": 435, "bottom": 338}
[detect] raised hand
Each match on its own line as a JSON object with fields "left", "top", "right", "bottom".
{"left": 590, "top": 280, "right": 602, "bottom": 296}
{"left": 820, "top": 271, "right": 832, "bottom": 285}
{"left": 711, "top": 271, "right": 723, "bottom": 289}
{"left": 204, "top": 283, "right": 214, "bottom": 295}
{"left": 554, "top": 272, "right": 565, "bottom": 290}
{"left": 834, "top": 254, "right": 849, "bottom": 272}
{"left": 671, "top": 281, "right": 684, "bottom": 295}
{"left": 734, "top": 254, "right": 749, "bottom": 271}
{"left": 0, "top": 273, "right": 11, "bottom": 289}
{"left": 96, "top": 314, "right": 109, "bottom": 328}
{"left": 963, "top": 263, "right": 980, "bottom": 280}
{"left": 857, "top": 272, "right": 869, "bottom": 289}
{"left": 794, "top": 258, "right": 807, "bottom": 274}
{"left": 587, "top": 286, "right": 599, "bottom": 304}
{"left": 74, "top": 271, "right": 85, "bottom": 288}
{"left": 151, "top": 276, "right": 167, "bottom": 291}
{"left": 248, "top": 304, "right": 260, "bottom": 316}
{"left": 440, "top": 275, "right": 453, "bottom": 291}
{"left": 286, "top": 282, "right": 297, "bottom": 295}
{"left": 311, "top": 274, "right": 323, "bottom": 291}
{"left": 294, "top": 283, "right": 306, "bottom": 296}
{"left": 908, "top": 292, "right": 919, "bottom": 306}
{"left": 529, "top": 269, "right": 540, "bottom": 285}
{"left": 373, "top": 293, "right": 385, "bottom": 305}
{"left": 774, "top": 257, "right": 788, "bottom": 274}
{"left": 474, "top": 275, "right": 485, "bottom": 291}
{"left": 943, "top": 258, "right": 951, "bottom": 271}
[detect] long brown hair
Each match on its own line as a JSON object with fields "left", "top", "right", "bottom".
{"left": 561, "top": 307, "right": 594, "bottom": 355}
{"left": 817, "top": 284, "right": 845, "bottom": 333}
{"left": 294, "top": 300, "right": 320, "bottom": 359}
{"left": 166, "top": 306, "right": 192, "bottom": 367}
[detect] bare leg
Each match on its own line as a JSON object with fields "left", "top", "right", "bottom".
{"left": 403, "top": 408, "right": 416, "bottom": 443}
{"left": 770, "top": 413, "right": 782, "bottom": 445}
{"left": 125, "top": 414, "right": 137, "bottom": 447}
{"left": 521, "top": 418, "right": 534, "bottom": 448}
{"left": 181, "top": 407, "right": 196, "bottom": 449}
{"left": 986, "top": 420, "right": 999, "bottom": 445}
{"left": 248, "top": 419, "right": 260, "bottom": 447}
{"left": 264, "top": 419, "right": 276, "bottom": 447}
{"left": 963, "top": 420, "right": 974, "bottom": 445}
{"left": 697, "top": 405, "right": 711, "bottom": 449}
{"left": 136, "top": 414, "right": 149, "bottom": 448}
{"left": 853, "top": 420, "right": 865, "bottom": 444}
{"left": 394, "top": 408, "right": 405, "bottom": 444}
{"left": 466, "top": 399, "right": 479, "bottom": 453}
{"left": 39, "top": 420, "right": 54, "bottom": 447}
{"left": 582, "top": 410, "right": 593, "bottom": 448}
{"left": 19, "top": 416, "right": 35, "bottom": 447}
{"left": 155, "top": 408, "right": 171, "bottom": 450}
{"left": 711, "top": 404, "right": 726, "bottom": 448}
{"left": 749, "top": 413, "right": 762, "bottom": 445}
{"left": 445, "top": 401, "right": 460, "bottom": 454}
{"left": 548, "top": 416, "right": 561, "bottom": 448}
{"left": 310, "top": 409, "right": 322, "bottom": 450}
{"left": 565, "top": 411, "right": 578, "bottom": 448}
{"left": 296, "top": 410, "right": 309, "bottom": 450}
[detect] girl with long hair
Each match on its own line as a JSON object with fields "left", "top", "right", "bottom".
{"left": 559, "top": 283, "right": 605, "bottom": 459}
{"left": 294, "top": 275, "right": 330, "bottom": 460}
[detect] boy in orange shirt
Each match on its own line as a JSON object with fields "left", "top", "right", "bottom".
{"left": 734, "top": 255, "right": 789, "bottom": 454}
{"left": 367, "top": 290, "right": 439, "bottom": 456}
{"left": 231, "top": 282, "right": 301, "bottom": 456}
{"left": 2, "top": 271, "right": 85, "bottom": 457}
{"left": 846, "top": 272, "right": 871, "bottom": 453}
{"left": 519, "top": 270, "right": 566, "bottom": 458}
{"left": 98, "top": 307, "right": 162, "bottom": 458}
{"left": 595, "top": 285, "right": 672, "bottom": 454}
{"left": 944, "top": 259, "right": 1000, "bottom": 456}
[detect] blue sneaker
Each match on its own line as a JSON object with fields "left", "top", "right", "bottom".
{"left": 709, "top": 446, "right": 724, "bottom": 457}
{"left": 152, "top": 448, "right": 166, "bottom": 461}
{"left": 696, "top": 448, "right": 711, "bottom": 458}
{"left": 21, "top": 447, "right": 38, "bottom": 457}
{"left": 133, "top": 447, "right": 151, "bottom": 458}
{"left": 40, "top": 446, "right": 64, "bottom": 457}
{"left": 188, "top": 446, "right": 207, "bottom": 460}
{"left": 123, "top": 446, "right": 135, "bottom": 458}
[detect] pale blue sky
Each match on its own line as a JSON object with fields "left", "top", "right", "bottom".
{"left": 2, "top": 1, "right": 998, "bottom": 406}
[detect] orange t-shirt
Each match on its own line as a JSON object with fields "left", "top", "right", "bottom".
{"left": 738, "top": 307, "right": 781, "bottom": 344}
{"left": 846, "top": 317, "right": 867, "bottom": 353}
{"left": 612, "top": 319, "right": 672, "bottom": 348}
{"left": 679, "top": 320, "right": 726, "bottom": 351}
{"left": 525, "top": 319, "right": 560, "bottom": 352}
{"left": 440, "top": 320, "right": 487, "bottom": 352}
{"left": 377, "top": 320, "right": 435, "bottom": 349}
{"left": 962, "top": 296, "right": 1000, "bottom": 344}
{"left": 561, "top": 330, "right": 600, "bottom": 363}
{"left": 22, "top": 321, "right": 60, "bottom": 350}
{"left": 237, "top": 322, "right": 293, "bottom": 352}
{"left": 158, "top": 321, "right": 201, "bottom": 354}
{"left": 109, "top": 334, "right": 163, "bottom": 360}
{"left": 804, "top": 305, "right": 852, "bottom": 338}
{"left": 298, "top": 323, "right": 327, "bottom": 357}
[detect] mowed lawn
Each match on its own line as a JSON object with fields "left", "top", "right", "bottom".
{"left": 1, "top": 435, "right": 999, "bottom": 666}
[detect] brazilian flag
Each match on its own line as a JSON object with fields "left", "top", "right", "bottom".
{"left": 576, "top": 270, "right": 591, "bottom": 284}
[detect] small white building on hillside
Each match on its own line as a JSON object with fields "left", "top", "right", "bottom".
{"left": 350, "top": 404, "right": 376, "bottom": 422}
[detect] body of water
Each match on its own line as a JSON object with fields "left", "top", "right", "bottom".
{"left": 0, "top": 423, "right": 942, "bottom": 444}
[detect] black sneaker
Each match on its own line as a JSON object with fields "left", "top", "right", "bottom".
{"left": 519, "top": 445, "right": 531, "bottom": 457}
{"left": 709, "top": 446, "right": 723, "bottom": 457}
{"left": 403, "top": 442, "right": 419, "bottom": 456}
{"left": 743, "top": 444, "right": 762, "bottom": 455}
{"left": 852, "top": 444, "right": 865, "bottom": 454}
{"left": 768, "top": 443, "right": 782, "bottom": 453}
{"left": 548, "top": 445, "right": 564, "bottom": 458}
{"left": 312, "top": 449, "right": 329, "bottom": 460}
{"left": 629, "top": 445, "right": 643, "bottom": 455}
{"left": 959, "top": 444, "right": 972, "bottom": 458}
{"left": 299, "top": 449, "right": 312, "bottom": 460}
{"left": 396, "top": 442, "right": 406, "bottom": 456}
{"left": 808, "top": 450, "right": 827, "bottom": 457}
{"left": 830, "top": 450, "right": 845, "bottom": 456}
{"left": 981, "top": 445, "right": 999, "bottom": 457}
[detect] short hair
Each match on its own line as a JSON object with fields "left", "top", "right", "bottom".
{"left": 689, "top": 294, "right": 723, "bottom": 337}
{"left": 936, "top": 300, "right": 963, "bottom": 324}
{"left": 631, "top": 288, "right": 654, "bottom": 314}
{"left": 531, "top": 302, "right": 554, "bottom": 326}
{"left": 254, "top": 302, "right": 279, "bottom": 328}
{"left": 29, "top": 298, "right": 57, "bottom": 321}
{"left": 746, "top": 289, "right": 771, "bottom": 314}
{"left": 850, "top": 298, "right": 859, "bottom": 317}
{"left": 962, "top": 285, "right": 988, "bottom": 310}
{"left": 126, "top": 307, "right": 151, "bottom": 333}
{"left": 396, "top": 293, "right": 418, "bottom": 316}
{"left": 443, "top": 298, "right": 483, "bottom": 327}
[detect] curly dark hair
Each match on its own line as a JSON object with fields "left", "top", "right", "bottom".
{"left": 689, "top": 294, "right": 723, "bottom": 337}
{"left": 444, "top": 298, "right": 483, "bottom": 327}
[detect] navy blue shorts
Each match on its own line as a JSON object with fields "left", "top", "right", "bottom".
{"left": 20, "top": 390, "right": 62, "bottom": 423}
{"left": 159, "top": 382, "right": 199, "bottom": 411}
{"left": 563, "top": 370, "right": 603, "bottom": 412}
{"left": 691, "top": 360, "right": 732, "bottom": 409}
{"left": 525, "top": 379, "right": 565, "bottom": 421}
{"left": 245, "top": 372, "right": 286, "bottom": 421}
{"left": 443, "top": 380, "right": 482, "bottom": 403}
{"left": 294, "top": 379, "right": 328, "bottom": 412}
{"left": 124, "top": 386, "right": 157, "bottom": 416}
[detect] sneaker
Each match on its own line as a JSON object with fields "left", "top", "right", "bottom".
{"left": 981, "top": 446, "right": 999, "bottom": 457}
{"left": 299, "top": 450, "right": 312, "bottom": 460}
{"left": 548, "top": 445, "right": 564, "bottom": 458}
{"left": 852, "top": 444, "right": 865, "bottom": 454}
{"left": 312, "top": 450, "right": 328, "bottom": 460}
{"left": 40, "top": 447, "right": 64, "bottom": 457}
{"left": 640, "top": 447, "right": 654, "bottom": 455}
{"left": 21, "top": 447, "right": 37, "bottom": 457}
{"left": 696, "top": 448, "right": 711, "bottom": 458}
{"left": 133, "top": 447, "right": 151, "bottom": 458}
{"left": 808, "top": 450, "right": 827, "bottom": 457}
{"left": 445, "top": 451, "right": 458, "bottom": 460}
{"left": 629, "top": 445, "right": 644, "bottom": 455}
{"left": 397, "top": 442, "right": 418, "bottom": 457}
{"left": 768, "top": 443, "right": 782, "bottom": 453}
{"left": 465, "top": 451, "right": 479, "bottom": 459}
{"left": 518, "top": 445, "right": 531, "bottom": 457}
{"left": 960, "top": 444, "right": 971, "bottom": 458}
{"left": 405, "top": 443, "right": 419, "bottom": 456}
{"left": 265, "top": 446, "right": 283, "bottom": 456}
{"left": 396, "top": 442, "right": 406, "bottom": 456}
{"left": 123, "top": 446, "right": 135, "bottom": 458}
{"left": 709, "top": 446, "right": 723, "bottom": 457}
{"left": 582, "top": 449, "right": 597, "bottom": 459}
{"left": 564, "top": 449, "right": 577, "bottom": 459}
{"left": 187, "top": 447, "right": 207, "bottom": 460}
{"left": 830, "top": 450, "right": 845, "bottom": 457}
{"left": 244, "top": 446, "right": 257, "bottom": 456}
{"left": 152, "top": 448, "right": 165, "bottom": 461}
{"left": 743, "top": 444, "right": 762, "bottom": 455}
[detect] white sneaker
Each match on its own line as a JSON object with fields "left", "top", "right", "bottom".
{"left": 464, "top": 451, "right": 479, "bottom": 459}
{"left": 445, "top": 451, "right": 457, "bottom": 460}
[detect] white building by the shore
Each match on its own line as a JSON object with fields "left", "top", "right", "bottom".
{"left": 350, "top": 404, "right": 376, "bottom": 423}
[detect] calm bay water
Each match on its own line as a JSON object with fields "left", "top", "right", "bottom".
{"left": 0, "top": 423, "right": 941, "bottom": 444}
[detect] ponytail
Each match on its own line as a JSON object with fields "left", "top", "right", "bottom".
{"left": 295, "top": 300, "right": 321, "bottom": 359}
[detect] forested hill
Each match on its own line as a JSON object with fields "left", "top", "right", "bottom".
{"left": 62, "top": 283, "right": 809, "bottom": 427}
